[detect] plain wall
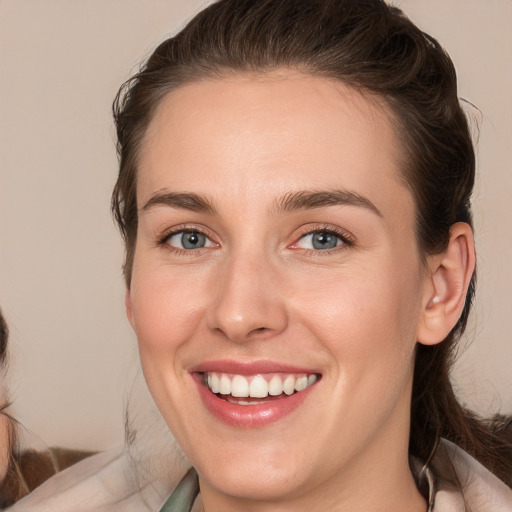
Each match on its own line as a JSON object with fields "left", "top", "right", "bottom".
{"left": 0, "top": 0, "right": 510, "bottom": 451}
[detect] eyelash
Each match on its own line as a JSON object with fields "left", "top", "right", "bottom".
{"left": 157, "top": 225, "right": 216, "bottom": 255}
{"left": 292, "top": 225, "right": 355, "bottom": 252}
{"left": 156, "top": 224, "right": 355, "bottom": 255}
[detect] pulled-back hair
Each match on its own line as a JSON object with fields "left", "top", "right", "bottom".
{"left": 0, "top": 310, "right": 7, "bottom": 368}
{"left": 0, "top": 309, "right": 18, "bottom": 507}
{"left": 112, "top": 0, "right": 511, "bottom": 485}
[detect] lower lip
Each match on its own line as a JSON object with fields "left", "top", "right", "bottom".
{"left": 193, "top": 374, "right": 317, "bottom": 428}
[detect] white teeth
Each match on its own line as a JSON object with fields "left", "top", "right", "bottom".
{"left": 219, "top": 374, "right": 231, "bottom": 395}
{"left": 210, "top": 373, "right": 220, "bottom": 393}
{"left": 231, "top": 375, "right": 249, "bottom": 397}
{"left": 268, "top": 375, "right": 283, "bottom": 396}
{"left": 205, "top": 372, "right": 318, "bottom": 399}
{"left": 295, "top": 375, "right": 308, "bottom": 392}
{"left": 283, "top": 375, "right": 295, "bottom": 395}
{"left": 249, "top": 375, "right": 269, "bottom": 398}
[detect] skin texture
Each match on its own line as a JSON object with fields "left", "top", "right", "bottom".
{"left": 126, "top": 71, "right": 474, "bottom": 512}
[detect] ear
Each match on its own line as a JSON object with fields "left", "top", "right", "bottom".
{"left": 417, "top": 222, "right": 475, "bottom": 346}
{"left": 125, "top": 287, "right": 136, "bottom": 330}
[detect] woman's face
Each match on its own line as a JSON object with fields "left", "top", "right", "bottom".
{"left": 127, "top": 71, "right": 432, "bottom": 505}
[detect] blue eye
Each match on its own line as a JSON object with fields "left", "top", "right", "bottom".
{"left": 297, "top": 231, "right": 343, "bottom": 250}
{"left": 166, "top": 231, "right": 213, "bottom": 250}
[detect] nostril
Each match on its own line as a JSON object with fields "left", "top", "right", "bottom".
{"left": 249, "top": 326, "right": 271, "bottom": 337}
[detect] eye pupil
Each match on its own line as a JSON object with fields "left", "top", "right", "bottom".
{"left": 182, "top": 232, "right": 206, "bottom": 249}
{"left": 312, "top": 232, "right": 338, "bottom": 250}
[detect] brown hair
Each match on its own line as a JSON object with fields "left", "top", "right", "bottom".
{"left": 0, "top": 310, "right": 7, "bottom": 368}
{"left": 0, "top": 309, "right": 18, "bottom": 507}
{"left": 0, "top": 311, "right": 95, "bottom": 506}
{"left": 112, "top": 0, "right": 511, "bottom": 486}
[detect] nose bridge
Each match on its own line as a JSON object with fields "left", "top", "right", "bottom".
{"left": 207, "top": 244, "right": 287, "bottom": 342}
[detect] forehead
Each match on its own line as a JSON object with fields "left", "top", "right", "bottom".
{"left": 138, "top": 70, "right": 411, "bottom": 215}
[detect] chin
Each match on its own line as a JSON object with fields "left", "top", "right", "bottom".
{"left": 183, "top": 432, "right": 314, "bottom": 501}
{"left": 200, "top": 460, "right": 308, "bottom": 502}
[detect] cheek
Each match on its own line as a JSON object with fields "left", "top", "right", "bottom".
{"left": 128, "top": 263, "right": 212, "bottom": 431}
{"left": 293, "top": 261, "right": 422, "bottom": 376}
{"left": 129, "top": 263, "right": 210, "bottom": 357}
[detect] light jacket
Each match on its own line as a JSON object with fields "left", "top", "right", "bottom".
{"left": 7, "top": 437, "right": 512, "bottom": 512}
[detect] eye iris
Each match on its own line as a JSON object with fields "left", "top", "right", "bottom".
{"left": 312, "top": 232, "right": 338, "bottom": 250}
{"left": 181, "top": 232, "right": 206, "bottom": 249}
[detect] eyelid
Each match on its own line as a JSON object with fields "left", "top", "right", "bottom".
{"left": 289, "top": 224, "right": 355, "bottom": 250}
{"left": 155, "top": 223, "right": 354, "bottom": 253}
{"left": 157, "top": 224, "right": 219, "bottom": 252}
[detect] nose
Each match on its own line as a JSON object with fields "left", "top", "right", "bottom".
{"left": 206, "top": 248, "right": 288, "bottom": 343}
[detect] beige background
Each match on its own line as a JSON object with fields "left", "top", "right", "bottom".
{"left": 0, "top": 0, "right": 511, "bottom": 451}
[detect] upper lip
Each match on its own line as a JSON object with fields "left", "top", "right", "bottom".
{"left": 188, "top": 359, "right": 320, "bottom": 375}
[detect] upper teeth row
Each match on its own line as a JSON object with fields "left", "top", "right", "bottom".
{"left": 205, "top": 372, "right": 317, "bottom": 398}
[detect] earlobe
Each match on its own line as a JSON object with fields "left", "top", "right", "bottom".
{"left": 417, "top": 222, "right": 475, "bottom": 346}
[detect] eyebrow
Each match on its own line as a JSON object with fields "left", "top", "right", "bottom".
{"left": 275, "top": 189, "right": 382, "bottom": 217}
{"left": 141, "top": 191, "right": 216, "bottom": 214}
{"left": 140, "top": 188, "right": 382, "bottom": 217}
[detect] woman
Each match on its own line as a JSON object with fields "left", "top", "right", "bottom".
{"left": 0, "top": 310, "right": 94, "bottom": 509}
{"left": 0, "top": 309, "right": 16, "bottom": 505}
{"left": 9, "top": 0, "right": 512, "bottom": 510}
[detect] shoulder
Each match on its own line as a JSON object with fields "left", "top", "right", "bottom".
{"left": 432, "top": 439, "right": 512, "bottom": 512}
{"left": 7, "top": 385, "right": 193, "bottom": 511}
{"left": 6, "top": 449, "right": 135, "bottom": 511}
{"left": 6, "top": 447, "right": 186, "bottom": 512}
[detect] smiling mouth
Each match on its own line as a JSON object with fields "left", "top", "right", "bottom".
{"left": 202, "top": 372, "right": 319, "bottom": 404}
